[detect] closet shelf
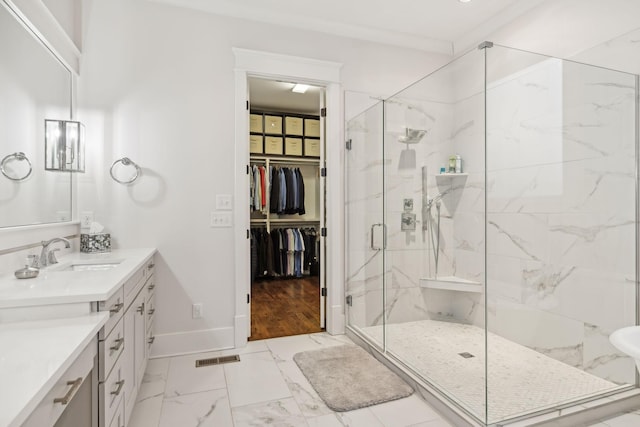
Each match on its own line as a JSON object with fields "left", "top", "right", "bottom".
{"left": 251, "top": 155, "right": 320, "bottom": 165}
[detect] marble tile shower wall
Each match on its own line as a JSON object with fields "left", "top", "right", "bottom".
{"left": 484, "top": 57, "right": 636, "bottom": 385}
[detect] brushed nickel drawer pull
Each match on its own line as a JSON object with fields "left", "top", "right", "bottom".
{"left": 53, "top": 377, "right": 83, "bottom": 404}
{"left": 148, "top": 283, "right": 156, "bottom": 291}
{"left": 148, "top": 336, "right": 155, "bottom": 344}
{"left": 137, "top": 302, "right": 145, "bottom": 314}
{"left": 148, "top": 308, "right": 155, "bottom": 315}
{"left": 110, "top": 338, "right": 124, "bottom": 352}
{"left": 147, "top": 263, "right": 155, "bottom": 269}
{"left": 109, "top": 302, "right": 123, "bottom": 314}
{"left": 111, "top": 380, "right": 125, "bottom": 396}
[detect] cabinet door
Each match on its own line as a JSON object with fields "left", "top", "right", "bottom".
{"left": 133, "top": 287, "right": 147, "bottom": 390}
{"left": 122, "top": 303, "right": 136, "bottom": 426}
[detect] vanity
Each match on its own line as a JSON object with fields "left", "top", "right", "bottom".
{"left": 0, "top": 248, "right": 157, "bottom": 427}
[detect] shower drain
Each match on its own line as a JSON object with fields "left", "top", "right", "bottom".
{"left": 458, "top": 352, "right": 475, "bottom": 359}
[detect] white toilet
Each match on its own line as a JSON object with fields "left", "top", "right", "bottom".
{"left": 610, "top": 326, "right": 640, "bottom": 372}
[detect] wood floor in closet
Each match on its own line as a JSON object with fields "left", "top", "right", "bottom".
{"left": 250, "top": 277, "right": 323, "bottom": 340}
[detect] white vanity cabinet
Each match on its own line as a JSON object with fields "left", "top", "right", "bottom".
{"left": 98, "top": 256, "right": 156, "bottom": 427}
{"left": 21, "top": 337, "right": 98, "bottom": 427}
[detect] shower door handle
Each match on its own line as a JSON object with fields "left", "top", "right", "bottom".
{"left": 370, "top": 223, "right": 387, "bottom": 250}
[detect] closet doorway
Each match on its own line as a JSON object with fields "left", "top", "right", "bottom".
{"left": 247, "top": 77, "right": 326, "bottom": 340}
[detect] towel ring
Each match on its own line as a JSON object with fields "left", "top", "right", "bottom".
{"left": 1, "top": 152, "right": 32, "bottom": 181}
{"left": 110, "top": 157, "right": 141, "bottom": 184}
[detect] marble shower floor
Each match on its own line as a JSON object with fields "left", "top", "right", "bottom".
{"left": 361, "top": 320, "right": 622, "bottom": 423}
{"left": 128, "top": 332, "right": 453, "bottom": 427}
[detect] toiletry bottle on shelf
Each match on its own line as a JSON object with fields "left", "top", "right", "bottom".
{"left": 440, "top": 166, "right": 446, "bottom": 174}
{"left": 448, "top": 155, "right": 456, "bottom": 173}
{"left": 455, "top": 154, "right": 462, "bottom": 173}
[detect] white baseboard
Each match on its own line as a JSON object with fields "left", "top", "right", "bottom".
{"left": 150, "top": 326, "right": 235, "bottom": 358}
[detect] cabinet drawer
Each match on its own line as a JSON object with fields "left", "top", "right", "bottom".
{"left": 99, "top": 318, "right": 125, "bottom": 382}
{"left": 146, "top": 290, "right": 155, "bottom": 332}
{"left": 123, "top": 266, "right": 144, "bottom": 300}
{"left": 99, "top": 354, "right": 125, "bottom": 426}
{"left": 145, "top": 273, "right": 156, "bottom": 294}
{"left": 98, "top": 288, "right": 124, "bottom": 339}
{"left": 147, "top": 323, "right": 155, "bottom": 354}
{"left": 108, "top": 392, "right": 124, "bottom": 427}
{"left": 22, "top": 338, "right": 96, "bottom": 427}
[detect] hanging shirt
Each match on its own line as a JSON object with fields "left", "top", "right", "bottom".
{"left": 259, "top": 166, "right": 267, "bottom": 212}
{"left": 278, "top": 168, "right": 287, "bottom": 214}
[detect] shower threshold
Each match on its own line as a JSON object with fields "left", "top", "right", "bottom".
{"left": 419, "top": 276, "right": 482, "bottom": 293}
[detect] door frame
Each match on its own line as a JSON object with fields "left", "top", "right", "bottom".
{"left": 233, "top": 48, "right": 345, "bottom": 347}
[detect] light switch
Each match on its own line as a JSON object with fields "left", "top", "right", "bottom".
{"left": 216, "top": 194, "right": 232, "bottom": 210}
{"left": 210, "top": 212, "right": 232, "bottom": 227}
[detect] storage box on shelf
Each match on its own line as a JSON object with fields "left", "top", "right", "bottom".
{"left": 249, "top": 111, "right": 321, "bottom": 158}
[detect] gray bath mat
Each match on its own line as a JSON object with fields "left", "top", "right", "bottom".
{"left": 293, "top": 344, "right": 413, "bottom": 412}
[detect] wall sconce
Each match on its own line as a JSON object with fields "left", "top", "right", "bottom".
{"left": 45, "top": 119, "right": 85, "bottom": 172}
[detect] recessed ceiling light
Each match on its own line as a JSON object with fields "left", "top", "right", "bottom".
{"left": 292, "top": 84, "right": 310, "bottom": 93}
{"left": 459, "top": 0, "right": 471, "bottom": 3}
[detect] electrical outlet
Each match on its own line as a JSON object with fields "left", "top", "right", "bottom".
{"left": 210, "top": 212, "right": 232, "bottom": 227}
{"left": 216, "top": 194, "right": 232, "bottom": 210}
{"left": 192, "top": 303, "right": 203, "bottom": 319}
{"left": 80, "top": 211, "right": 94, "bottom": 228}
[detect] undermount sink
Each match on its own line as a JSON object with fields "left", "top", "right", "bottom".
{"left": 52, "top": 260, "right": 123, "bottom": 272}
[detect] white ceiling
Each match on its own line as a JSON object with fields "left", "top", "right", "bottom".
{"left": 249, "top": 78, "right": 321, "bottom": 114}
{"left": 148, "top": 0, "right": 548, "bottom": 54}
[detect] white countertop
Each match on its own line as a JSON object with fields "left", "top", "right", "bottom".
{"left": 0, "top": 312, "right": 109, "bottom": 427}
{"left": 0, "top": 248, "right": 156, "bottom": 308}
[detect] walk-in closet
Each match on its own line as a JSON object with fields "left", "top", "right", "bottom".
{"left": 247, "top": 77, "right": 326, "bottom": 340}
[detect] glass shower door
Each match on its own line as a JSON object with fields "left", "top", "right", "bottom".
{"left": 345, "top": 102, "right": 386, "bottom": 349}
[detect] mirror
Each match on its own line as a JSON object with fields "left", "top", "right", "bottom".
{"left": 0, "top": 1, "right": 73, "bottom": 228}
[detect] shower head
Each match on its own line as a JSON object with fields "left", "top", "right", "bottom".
{"left": 398, "top": 128, "right": 427, "bottom": 144}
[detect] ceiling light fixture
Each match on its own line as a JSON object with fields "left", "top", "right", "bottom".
{"left": 291, "top": 84, "right": 310, "bottom": 94}
{"left": 459, "top": 0, "right": 471, "bottom": 3}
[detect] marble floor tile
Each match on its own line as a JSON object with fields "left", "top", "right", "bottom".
{"left": 278, "top": 360, "right": 333, "bottom": 417}
{"left": 368, "top": 395, "right": 449, "bottom": 427}
{"left": 306, "top": 414, "right": 346, "bottom": 427}
{"left": 600, "top": 411, "right": 640, "bottom": 426}
{"left": 224, "top": 350, "right": 292, "bottom": 407}
{"left": 164, "top": 351, "right": 226, "bottom": 397}
{"left": 158, "top": 389, "right": 232, "bottom": 427}
{"left": 266, "top": 332, "right": 354, "bottom": 362}
{"left": 137, "top": 357, "right": 170, "bottom": 403}
{"left": 335, "top": 407, "right": 385, "bottom": 427}
{"left": 232, "top": 397, "right": 307, "bottom": 427}
{"left": 129, "top": 393, "right": 163, "bottom": 427}
{"left": 407, "top": 420, "right": 456, "bottom": 427}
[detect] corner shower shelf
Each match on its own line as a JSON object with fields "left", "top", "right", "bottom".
{"left": 436, "top": 173, "right": 468, "bottom": 178}
{"left": 419, "top": 276, "right": 482, "bottom": 293}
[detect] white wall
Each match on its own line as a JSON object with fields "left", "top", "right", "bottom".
{"left": 77, "top": 0, "right": 450, "bottom": 355}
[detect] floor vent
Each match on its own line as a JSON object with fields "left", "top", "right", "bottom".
{"left": 195, "top": 355, "right": 240, "bottom": 367}
{"left": 458, "top": 352, "right": 475, "bottom": 359}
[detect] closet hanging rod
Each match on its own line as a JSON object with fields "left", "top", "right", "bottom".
{"left": 250, "top": 155, "right": 320, "bottom": 165}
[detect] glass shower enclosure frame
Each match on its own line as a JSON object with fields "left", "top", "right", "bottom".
{"left": 345, "top": 42, "right": 638, "bottom": 426}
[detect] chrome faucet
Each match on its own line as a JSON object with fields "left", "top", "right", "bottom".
{"left": 40, "top": 237, "right": 71, "bottom": 267}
